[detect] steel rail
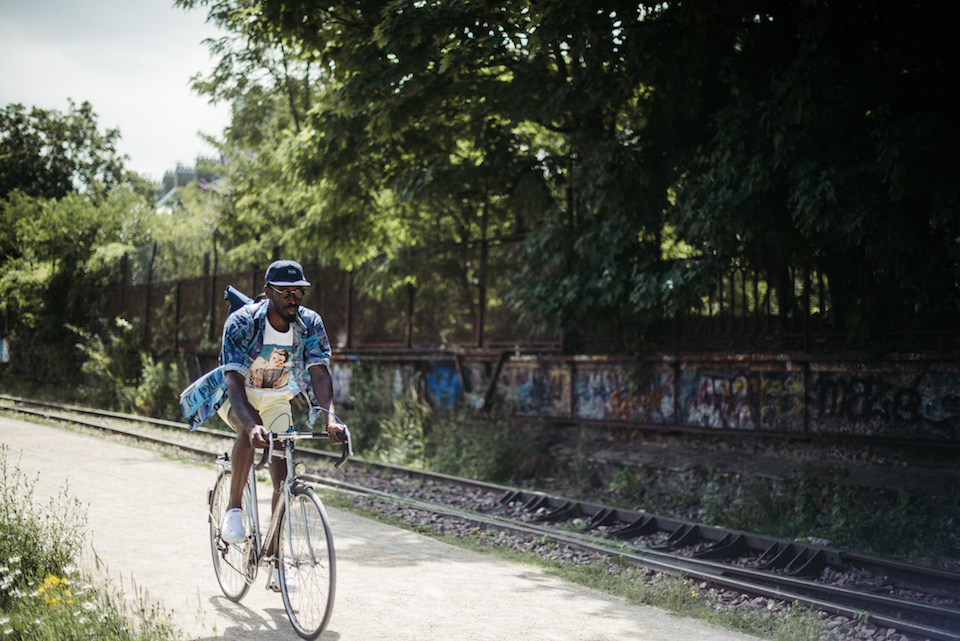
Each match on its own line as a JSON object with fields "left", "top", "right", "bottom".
{"left": 1, "top": 395, "right": 958, "bottom": 640}
{"left": 300, "top": 472, "right": 960, "bottom": 640}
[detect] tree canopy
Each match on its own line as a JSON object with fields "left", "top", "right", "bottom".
{"left": 177, "top": 0, "right": 960, "bottom": 346}
{"left": 0, "top": 100, "right": 163, "bottom": 381}
{"left": 0, "top": 101, "right": 126, "bottom": 201}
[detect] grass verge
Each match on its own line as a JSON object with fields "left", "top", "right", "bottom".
{"left": 0, "top": 447, "right": 180, "bottom": 641}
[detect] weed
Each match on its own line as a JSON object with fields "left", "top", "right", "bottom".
{"left": 0, "top": 447, "right": 179, "bottom": 640}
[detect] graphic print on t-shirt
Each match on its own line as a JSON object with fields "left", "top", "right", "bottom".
{"left": 248, "top": 323, "right": 293, "bottom": 395}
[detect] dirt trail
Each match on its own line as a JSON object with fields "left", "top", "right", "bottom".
{"left": 1, "top": 415, "right": 762, "bottom": 641}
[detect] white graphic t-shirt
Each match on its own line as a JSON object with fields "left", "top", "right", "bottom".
{"left": 247, "top": 322, "right": 294, "bottom": 397}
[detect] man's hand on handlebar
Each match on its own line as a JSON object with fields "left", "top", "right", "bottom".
{"left": 327, "top": 422, "right": 347, "bottom": 444}
{"left": 246, "top": 424, "right": 271, "bottom": 448}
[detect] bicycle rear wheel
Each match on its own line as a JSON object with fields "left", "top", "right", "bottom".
{"left": 209, "top": 471, "right": 253, "bottom": 602}
{"left": 278, "top": 487, "right": 336, "bottom": 639}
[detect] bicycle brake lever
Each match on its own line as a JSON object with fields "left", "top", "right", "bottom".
{"left": 255, "top": 432, "right": 273, "bottom": 471}
{"left": 333, "top": 426, "right": 352, "bottom": 469}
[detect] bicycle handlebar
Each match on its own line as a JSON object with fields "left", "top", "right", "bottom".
{"left": 254, "top": 424, "right": 353, "bottom": 471}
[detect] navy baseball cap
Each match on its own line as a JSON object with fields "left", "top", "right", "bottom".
{"left": 265, "top": 260, "right": 311, "bottom": 287}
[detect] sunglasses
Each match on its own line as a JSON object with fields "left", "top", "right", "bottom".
{"left": 269, "top": 285, "right": 305, "bottom": 299}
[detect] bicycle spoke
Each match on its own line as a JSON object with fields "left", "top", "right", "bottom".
{"left": 209, "top": 471, "right": 253, "bottom": 602}
{"left": 279, "top": 489, "right": 336, "bottom": 640}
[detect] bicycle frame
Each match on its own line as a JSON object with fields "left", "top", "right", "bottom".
{"left": 223, "top": 425, "right": 351, "bottom": 586}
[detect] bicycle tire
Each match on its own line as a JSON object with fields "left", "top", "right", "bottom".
{"left": 278, "top": 487, "right": 336, "bottom": 639}
{"left": 209, "top": 471, "right": 253, "bottom": 602}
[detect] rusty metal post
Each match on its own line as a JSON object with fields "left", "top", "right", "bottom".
{"left": 404, "top": 283, "right": 414, "bottom": 349}
{"left": 345, "top": 271, "right": 354, "bottom": 349}
{"left": 475, "top": 203, "right": 488, "bottom": 348}
{"left": 174, "top": 281, "right": 181, "bottom": 351}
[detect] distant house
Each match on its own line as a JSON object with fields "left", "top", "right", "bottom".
{"left": 155, "top": 160, "right": 218, "bottom": 213}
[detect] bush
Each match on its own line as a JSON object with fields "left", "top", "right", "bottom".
{"left": 69, "top": 318, "right": 140, "bottom": 411}
{"left": 375, "top": 385, "right": 430, "bottom": 468}
{"left": 0, "top": 454, "right": 86, "bottom": 609}
{"left": 0, "top": 447, "right": 178, "bottom": 640}
{"left": 427, "top": 410, "right": 532, "bottom": 483}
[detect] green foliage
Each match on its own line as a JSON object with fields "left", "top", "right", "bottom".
{"left": 69, "top": 319, "right": 140, "bottom": 411}
{"left": 426, "top": 411, "right": 529, "bottom": 483}
{"left": 67, "top": 320, "right": 190, "bottom": 420}
{"left": 134, "top": 354, "right": 191, "bottom": 421}
{"left": 340, "top": 361, "right": 396, "bottom": 454}
{"left": 374, "top": 385, "right": 430, "bottom": 468}
{"left": 0, "top": 448, "right": 178, "bottom": 641}
{"left": 0, "top": 179, "right": 155, "bottom": 384}
{"left": 0, "top": 101, "right": 125, "bottom": 201}
{"left": 697, "top": 468, "right": 959, "bottom": 564}
{"left": 173, "top": 0, "right": 960, "bottom": 347}
{"left": 0, "top": 450, "right": 86, "bottom": 606}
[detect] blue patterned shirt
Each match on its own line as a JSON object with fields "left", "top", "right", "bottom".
{"left": 180, "top": 300, "right": 331, "bottom": 429}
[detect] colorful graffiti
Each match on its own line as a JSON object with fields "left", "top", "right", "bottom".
{"left": 679, "top": 370, "right": 758, "bottom": 429}
{"left": 494, "top": 363, "right": 569, "bottom": 416}
{"left": 331, "top": 357, "right": 960, "bottom": 442}
{"left": 758, "top": 373, "right": 806, "bottom": 431}
{"left": 574, "top": 365, "right": 674, "bottom": 423}
{"left": 425, "top": 361, "right": 462, "bottom": 410}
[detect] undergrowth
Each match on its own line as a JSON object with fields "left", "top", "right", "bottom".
{"left": 603, "top": 461, "right": 958, "bottom": 569}
{"left": 0, "top": 447, "right": 179, "bottom": 641}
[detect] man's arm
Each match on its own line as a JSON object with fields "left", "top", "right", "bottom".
{"left": 225, "top": 370, "right": 269, "bottom": 447}
{"left": 308, "top": 364, "right": 345, "bottom": 441}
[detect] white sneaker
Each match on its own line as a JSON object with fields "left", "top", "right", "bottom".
{"left": 220, "top": 508, "right": 246, "bottom": 544}
{"left": 270, "top": 566, "right": 298, "bottom": 593}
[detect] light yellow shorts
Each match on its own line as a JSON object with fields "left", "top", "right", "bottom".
{"left": 217, "top": 391, "right": 295, "bottom": 433}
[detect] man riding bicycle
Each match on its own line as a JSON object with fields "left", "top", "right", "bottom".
{"left": 181, "top": 259, "right": 345, "bottom": 589}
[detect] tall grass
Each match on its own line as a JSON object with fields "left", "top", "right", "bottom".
{"left": 0, "top": 447, "right": 179, "bottom": 640}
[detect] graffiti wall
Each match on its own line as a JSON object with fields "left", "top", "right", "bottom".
{"left": 494, "top": 361, "right": 570, "bottom": 417}
{"left": 330, "top": 356, "right": 960, "bottom": 442}
{"left": 678, "top": 369, "right": 806, "bottom": 431}
{"left": 807, "top": 364, "right": 960, "bottom": 440}
{"left": 574, "top": 364, "right": 674, "bottom": 424}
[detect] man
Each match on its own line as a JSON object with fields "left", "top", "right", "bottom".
{"left": 215, "top": 259, "right": 344, "bottom": 588}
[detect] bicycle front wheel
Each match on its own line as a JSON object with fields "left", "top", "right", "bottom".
{"left": 209, "top": 471, "right": 253, "bottom": 602}
{"left": 278, "top": 487, "right": 336, "bottom": 639}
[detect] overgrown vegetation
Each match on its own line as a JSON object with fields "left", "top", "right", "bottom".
{"left": 0, "top": 448, "right": 179, "bottom": 640}
{"left": 337, "top": 363, "right": 958, "bottom": 569}
{"left": 63, "top": 318, "right": 191, "bottom": 421}
{"left": 599, "top": 456, "right": 959, "bottom": 569}
{"left": 340, "top": 363, "right": 537, "bottom": 482}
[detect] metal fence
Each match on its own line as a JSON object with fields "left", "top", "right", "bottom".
{"left": 101, "top": 242, "right": 558, "bottom": 355}
{"left": 101, "top": 245, "right": 959, "bottom": 357}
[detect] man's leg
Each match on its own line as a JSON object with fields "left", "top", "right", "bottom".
{"left": 257, "top": 395, "right": 293, "bottom": 557}
{"left": 227, "top": 406, "right": 259, "bottom": 510}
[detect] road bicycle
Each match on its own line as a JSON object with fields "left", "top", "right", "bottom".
{"left": 207, "top": 407, "right": 352, "bottom": 639}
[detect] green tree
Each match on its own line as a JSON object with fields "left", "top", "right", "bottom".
{"left": 180, "top": 1, "right": 960, "bottom": 348}
{"left": 0, "top": 101, "right": 126, "bottom": 200}
{"left": 0, "top": 100, "right": 160, "bottom": 382}
{"left": 668, "top": 2, "right": 960, "bottom": 338}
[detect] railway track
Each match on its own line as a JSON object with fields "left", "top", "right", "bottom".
{"left": 2, "top": 394, "right": 958, "bottom": 641}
